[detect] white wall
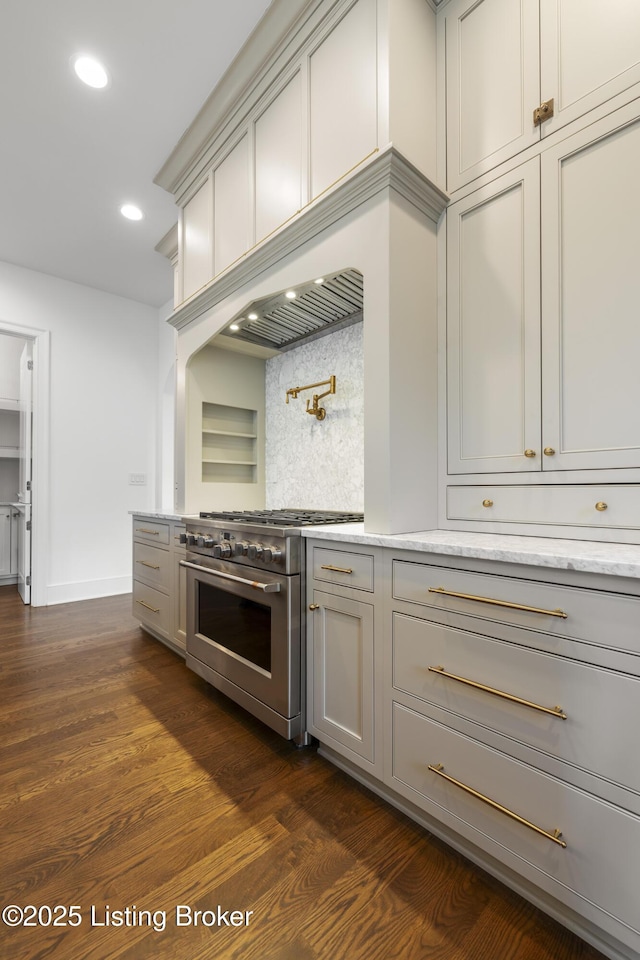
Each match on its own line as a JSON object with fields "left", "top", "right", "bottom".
{"left": 0, "top": 260, "right": 160, "bottom": 604}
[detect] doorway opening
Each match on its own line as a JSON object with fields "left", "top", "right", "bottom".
{"left": 0, "top": 322, "right": 50, "bottom": 606}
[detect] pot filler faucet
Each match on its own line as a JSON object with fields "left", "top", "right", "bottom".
{"left": 285, "top": 375, "right": 336, "bottom": 421}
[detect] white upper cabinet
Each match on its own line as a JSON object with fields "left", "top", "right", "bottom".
{"left": 214, "top": 136, "right": 251, "bottom": 276}
{"left": 255, "top": 73, "right": 304, "bottom": 243}
{"left": 443, "top": 0, "right": 640, "bottom": 191}
{"left": 443, "top": 0, "right": 540, "bottom": 192}
{"left": 540, "top": 0, "right": 640, "bottom": 137}
{"left": 182, "top": 179, "right": 213, "bottom": 301}
{"left": 541, "top": 103, "right": 640, "bottom": 471}
{"left": 309, "top": 0, "right": 378, "bottom": 199}
{"left": 447, "top": 159, "right": 541, "bottom": 474}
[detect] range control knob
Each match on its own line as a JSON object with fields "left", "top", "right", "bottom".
{"left": 214, "top": 541, "right": 232, "bottom": 559}
{"left": 196, "top": 535, "right": 215, "bottom": 547}
{"left": 262, "top": 546, "right": 283, "bottom": 563}
{"left": 235, "top": 541, "right": 250, "bottom": 557}
{"left": 186, "top": 534, "right": 198, "bottom": 546}
{"left": 247, "top": 543, "right": 264, "bottom": 560}
{"left": 179, "top": 532, "right": 188, "bottom": 544}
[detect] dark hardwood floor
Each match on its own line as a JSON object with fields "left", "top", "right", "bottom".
{"left": 0, "top": 586, "right": 606, "bottom": 960}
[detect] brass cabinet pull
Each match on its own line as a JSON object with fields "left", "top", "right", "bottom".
{"left": 428, "top": 763, "right": 567, "bottom": 848}
{"left": 428, "top": 665, "right": 567, "bottom": 719}
{"left": 543, "top": 447, "right": 555, "bottom": 456}
{"left": 136, "top": 527, "right": 160, "bottom": 536}
{"left": 136, "top": 599, "right": 160, "bottom": 613}
{"left": 136, "top": 560, "right": 161, "bottom": 570}
{"left": 524, "top": 449, "right": 536, "bottom": 458}
{"left": 309, "top": 603, "right": 320, "bottom": 611}
{"left": 482, "top": 499, "right": 493, "bottom": 508}
{"left": 533, "top": 98, "right": 555, "bottom": 126}
{"left": 428, "top": 587, "right": 568, "bottom": 619}
{"left": 595, "top": 502, "right": 608, "bottom": 512}
{"left": 320, "top": 564, "right": 353, "bottom": 574}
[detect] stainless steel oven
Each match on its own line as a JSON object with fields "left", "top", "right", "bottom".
{"left": 181, "top": 510, "right": 363, "bottom": 745}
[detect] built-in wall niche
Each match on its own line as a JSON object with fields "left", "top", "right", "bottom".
{"left": 202, "top": 402, "right": 257, "bottom": 484}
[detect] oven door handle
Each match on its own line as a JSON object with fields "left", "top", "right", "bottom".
{"left": 180, "top": 560, "right": 281, "bottom": 593}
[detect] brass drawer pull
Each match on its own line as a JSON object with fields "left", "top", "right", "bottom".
{"left": 428, "top": 665, "right": 567, "bottom": 719}
{"left": 428, "top": 763, "right": 567, "bottom": 848}
{"left": 136, "top": 560, "right": 161, "bottom": 570}
{"left": 309, "top": 603, "right": 320, "bottom": 611}
{"left": 482, "top": 499, "right": 493, "bottom": 508}
{"left": 320, "top": 564, "right": 353, "bottom": 574}
{"left": 136, "top": 599, "right": 160, "bottom": 613}
{"left": 524, "top": 449, "right": 536, "bottom": 458}
{"left": 595, "top": 502, "right": 608, "bottom": 512}
{"left": 136, "top": 527, "right": 160, "bottom": 536}
{"left": 428, "top": 587, "right": 568, "bottom": 619}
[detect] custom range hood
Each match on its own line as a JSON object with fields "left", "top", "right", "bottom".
{"left": 218, "top": 269, "right": 363, "bottom": 352}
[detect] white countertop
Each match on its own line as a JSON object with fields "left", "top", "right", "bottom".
{"left": 130, "top": 511, "right": 196, "bottom": 522}
{"left": 301, "top": 524, "right": 640, "bottom": 579}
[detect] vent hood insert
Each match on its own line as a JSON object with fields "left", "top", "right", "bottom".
{"left": 219, "top": 269, "right": 363, "bottom": 353}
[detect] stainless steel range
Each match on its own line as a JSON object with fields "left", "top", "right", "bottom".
{"left": 181, "top": 509, "right": 363, "bottom": 745}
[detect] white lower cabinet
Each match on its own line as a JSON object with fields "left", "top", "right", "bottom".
{"left": 132, "top": 516, "right": 186, "bottom": 655}
{"left": 306, "top": 540, "right": 382, "bottom": 777}
{"left": 307, "top": 539, "right": 640, "bottom": 960}
{"left": 384, "top": 551, "right": 640, "bottom": 960}
{"left": 0, "top": 506, "right": 11, "bottom": 577}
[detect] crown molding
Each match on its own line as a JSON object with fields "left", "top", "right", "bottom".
{"left": 155, "top": 223, "right": 179, "bottom": 263}
{"left": 154, "top": 0, "right": 326, "bottom": 197}
{"left": 167, "top": 146, "right": 448, "bottom": 331}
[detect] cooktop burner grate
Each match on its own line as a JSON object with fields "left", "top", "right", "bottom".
{"left": 198, "top": 509, "right": 364, "bottom": 527}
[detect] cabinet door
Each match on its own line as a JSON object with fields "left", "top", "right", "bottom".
{"left": 447, "top": 159, "right": 541, "bottom": 475}
{"left": 541, "top": 103, "right": 640, "bottom": 470}
{"left": 444, "top": 0, "right": 540, "bottom": 191}
{"left": 540, "top": 0, "right": 640, "bottom": 138}
{"left": 309, "top": 590, "right": 375, "bottom": 765}
{"left": 0, "top": 508, "right": 10, "bottom": 576}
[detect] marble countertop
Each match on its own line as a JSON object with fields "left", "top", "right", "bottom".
{"left": 130, "top": 510, "right": 196, "bottom": 522}
{"left": 301, "top": 524, "right": 640, "bottom": 579}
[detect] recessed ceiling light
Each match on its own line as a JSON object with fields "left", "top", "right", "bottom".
{"left": 285, "top": 290, "right": 296, "bottom": 299}
{"left": 247, "top": 312, "right": 258, "bottom": 320}
{"left": 314, "top": 277, "right": 325, "bottom": 285}
{"left": 73, "top": 55, "right": 109, "bottom": 89}
{"left": 229, "top": 323, "right": 241, "bottom": 332}
{"left": 120, "top": 204, "right": 143, "bottom": 221}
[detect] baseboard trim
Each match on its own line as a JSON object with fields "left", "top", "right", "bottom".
{"left": 45, "top": 576, "right": 132, "bottom": 606}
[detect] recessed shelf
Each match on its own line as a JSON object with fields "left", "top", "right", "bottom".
{"left": 202, "top": 402, "right": 257, "bottom": 484}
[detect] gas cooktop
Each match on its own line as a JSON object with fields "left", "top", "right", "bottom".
{"left": 198, "top": 509, "right": 364, "bottom": 527}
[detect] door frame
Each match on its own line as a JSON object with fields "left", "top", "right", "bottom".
{"left": 0, "top": 320, "right": 50, "bottom": 606}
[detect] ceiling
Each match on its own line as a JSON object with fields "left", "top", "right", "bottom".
{"left": 0, "top": 0, "right": 273, "bottom": 307}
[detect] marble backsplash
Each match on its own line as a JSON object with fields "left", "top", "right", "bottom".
{"left": 265, "top": 322, "right": 364, "bottom": 511}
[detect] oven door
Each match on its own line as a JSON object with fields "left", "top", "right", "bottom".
{"left": 182, "top": 555, "right": 301, "bottom": 739}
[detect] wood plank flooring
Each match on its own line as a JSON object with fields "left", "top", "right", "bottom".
{"left": 0, "top": 586, "right": 607, "bottom": 960}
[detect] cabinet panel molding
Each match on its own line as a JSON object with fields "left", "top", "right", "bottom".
{"left": 447, "top": 159, "right": 541, "bottom": 474}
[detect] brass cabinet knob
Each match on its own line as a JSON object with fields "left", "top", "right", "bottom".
{"left": 309, "top": 603, "right": 320, "bottom": 610}
{"left": 543, "top": 447, "right": 555, "bottom": 456}
{"left": 482, "top": 499, "right": 494, "bottom": 508}
{"left": 595, "top": 502, "right": 608, "bottom": 512}
{"left": 524, "top": 449, "right": 536, "bottom": 458}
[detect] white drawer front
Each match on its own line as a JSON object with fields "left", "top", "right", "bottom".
{"left": 133, "top": 542, "right": 170, "bottom": 592}
{"left": 312, "top": 546, "right": 374, "bottom": 592}
{"left": 132, "top": 519, "right": 170, "bottom": 545}
{"left": 391, "top": 702, "right": 640, "bottom": 938}
{"left": 447, "top": 484, "right": 640, "bottom": 530}
{"left": 132, "top": 581, "right": 170, "bottom": 638}
{"left": 392, "top": 560, "right": 640, "bottom": 656}
{"left": 392, "top": 612, "right": 640, "bottom": 795}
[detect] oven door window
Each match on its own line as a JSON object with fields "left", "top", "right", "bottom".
{"left": 197, "top": 581, "right": 271, "bottom": 674}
